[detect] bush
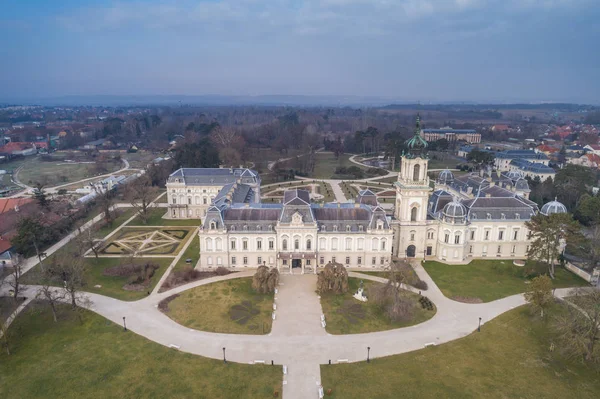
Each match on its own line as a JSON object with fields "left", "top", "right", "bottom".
{"left": 317, "top": 262, "right": 349, "bottom": 294}
{"left": 57, "top": 188, "right": 67, "bottom": 195}
{"left": 252, "top": 266, "right": 279, "bottom": 294}
{"left": 214, "top": 266, "right": 230, "bottom": 276}
{"left": 413, "top": 280, "right": 428, "bottom": 290}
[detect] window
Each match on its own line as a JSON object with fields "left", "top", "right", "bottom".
{"left": 321, "top": 225, "right": 326, "bottom": 231}
{"left": 411, "top": 207, "right": 418, "bottom": 222}
{"left": 258, "top": 256, "right": 262, "bottom": 265}
{"left": 256, "top": 225, "right": 261, "bottom": 231}
{"left": 470, "top": 230, "right": 475, "bottom": 240}
{"left": 513, "top": 230, "right": 518, "bottom": 240}
{"left": 306, "top": 239, "right": 312, "bottom": 250}
{"left": 380, "top": 257, "right": 385, "bottom": 265}
{"left": 346, "top": 256, "right": 350, "bottom": 264}
{"left": 358, "top": 256, "right": 362, "bottom": 265}
{"left": 372, "top": 238, "right": 378, "bottom": 251}
{"left": 427, "top": 231, "right": 434, "bottom": 240}
{"left": 444, "top": 233, "right": 449, "bottom": 243}
{"left": 501, "top": 213, "right": 506, "bottom": 220}
{"left": 283, "top": 259, "right": 287, "bottom": 265}
{"left": 230, "top": 226, "right": 235, "bottom": 231}
{"left": 497, "top": 245, "right": 501, "bottom": 254}
{"left": 206, "top": 238, "right": 213, "bottom": 251}
{"left": 320, "top": 238, "right": 326, "bottom": 250}
{"left": 242, "top": 240, "right": 248, "bottom": 250}
{"left": 243, "top": 225, "right": 248, "bottom": 231}
{"left": 306, "top": 260, "right": 311, "bottom": 265}
{"left": 358, "top": 225, "right": 363, "bottom": 232}
{"left": 515, "top": 213, "right": 520, "bottom": 220}
{"left": 172, "top": 198, "right": 177, "bottom": 204}
{"left": 410, "top": 232, "right": 415, "bottom": 241}
{"left": 381, "top": 240, "right": 386, "bottom": 250}
{"left": 216, "top": 238, "right": 222, "bottom": 250}
{"left": 332, "top": 256, "right": 336, "bottom": 263}
{"left": 320, "top": 256, "right": 324, "bottom": 265}
{"left": 486, "top": 213, "right": 491, "bottom": 220}
{"left": 346, "top": 225, "right": 351, "bottom": 232}
{"left": 357, "top": 238, "right": 364, "bottom": 250}
{"left": 269, "top": 240, "right": 274, "bottom": 250}
{"left": 210, "top": 221, "right": 216, "bottom": 230}
{"left": 231, "top": 256, "right": 236, "bottom": 265}
{"left": 413, "top": 163, "right": 420, "bottom": 181}
{"left": 268, "top": 225, "right": 273, "bottom": 231}
{"left": 484, "top": 230, "right": 490, "bottom": 240}
{"left": 332, "top": 238, "right": 338, "bottom": 250}
{"left": 230, "top": 240, "right": 236, "bottom": 250}
{"left": 203, "top": 197, "right": 207, "bottom": 205}
{"left": 511, "top": 245, "right": 516, "bottom": 254}
{"left": 282, "top": 239, "right": 288, "bottom": 251}
{"left": 333, "top": 225, "right": 338, "bottom": 232}
{"left": 454, "top": 234, "right": 460, "bottom": 244}
{"left": 188, "top": 197, "right": 192, "bottom": 205}
{"left": 207, "top": 256, "right": 213, "bottom": 265}
{"left": 498, "top": 231, "right": 504, "bottom": 241}
{"left": 469, "top": 245, "right": 473, "bottom": 254}
{"left": 294, "top": 239, "right": 299, "bottom": 250}
{"left": 243, "top": 257, "right": 248, "bottom": 265}
{"left": 257, "top": 240, "right": 262, "bottom": 250}
{"left": 372, "top": 257, "right": 376, "bottom": 265}
{"left": 345, "top": 238, "right": 352, "bottom": 250}
{"left": 217, "top": 257, "right": 222, "bottom": 265}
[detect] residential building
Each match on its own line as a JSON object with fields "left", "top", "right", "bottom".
{"left": 422, "top": 127, "right": 481, "bottom": 144}
{"left": 493, "top": 150, "right": 549, "bottom": 171}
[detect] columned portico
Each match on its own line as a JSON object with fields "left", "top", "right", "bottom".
{"left": 277, "top": 252, "right": 317, "bottom": 274}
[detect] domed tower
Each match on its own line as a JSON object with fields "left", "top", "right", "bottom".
{"left": 394, "top": 114, "right": 433, "bottom": 258}
{"left": 437, "top": 169, "right": 454, "bottom": 185}
{"left": 442, "top": 199, "right": 467, "bottom": 224}
{"left": 514, "top": 178, "right": 531, "bottom": 199}
{"left": 541, "top": 198, "right": 567, "bottom": 216}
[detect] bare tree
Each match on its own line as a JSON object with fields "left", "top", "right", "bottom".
{"left": 554, "top": 288, "right": 600, "bottom": 363}
{"left": 37, "top": 279, "right": 66, "bottom": 323}
{"left": 252, "top": 266, "right": 279, "bottom": 294}
{"left": 5, "top": 255, "right": 24, "bottom": 303}
{"left": 371, "top": 261, "right": 416, "bottom": 322}
{"left": 50, "top": 255, "right": 89, "bottom": 310}
{"left": 524, "top": 275, "right": 554, "bottom": 318}
{"left": 125, "top": 175, "right": 158, "bottom": 225}
{"left": 96, "top": 187, "right": 116, "bottom": 226}
{"left": 316, "top": 262, "right": 349, "bottom": 295}
{"left": 211, "top": 125, "right": 239, "bottom": 147}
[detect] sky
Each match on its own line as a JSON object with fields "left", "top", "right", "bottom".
{"left": 1, "top": 0, "right": 599, "bottom": 104}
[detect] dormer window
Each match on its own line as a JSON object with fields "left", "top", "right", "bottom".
{"left": 321, "top": 225, "right": 326, "bottom": 231}
{"left": 333, "top": 225, "right": 338, "bottom": 232}
{"left": 501, "top": 213, "right": 506, "bottom": 220}
{"left": 472, "top": 213, "right": 477, "bottom": 220}
{"left": 377, "top": 220, "right": 384, "bottom": 230}
{"left": 358, "top": 225, "right": 364, "bottom": 232}
{"left": 243, "top": 225, "right": 248, "bottom": 231}
{"left": 230, "top": 226, "right": 235, "bottom": 231}
{"left": 268, "top": 225, "right": 273, "bottom": 231}
{"left": 515, "top": 213, "right": 520, "bottom": 219}
{"left": 210, "top": 221, "right": 216, "bottom": 230}
{"left": 346, "top": 225, "right": 351, "bottom": 232}
{"left": 256, "top": 225, "right": 261, "bottom": 231}
{"left": 486, "top": 213, "right": 491, "bottom": 220}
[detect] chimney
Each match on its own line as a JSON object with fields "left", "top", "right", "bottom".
{"left": 354, "top": 202, "right": 360, "bottom": 208}
{"left": 486, "top": 193, "right": 491, "bottom": 198}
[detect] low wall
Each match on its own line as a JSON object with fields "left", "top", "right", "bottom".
{"left": 565, "top": 262, "right": 592, "bottom": 282}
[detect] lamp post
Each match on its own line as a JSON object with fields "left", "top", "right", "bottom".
{"left": 367, "top": 347, "right": 371, "bottom": 363}
{"left": 123, "top": 316, "right": 127, "bottom": 332}
{"left": 478, "top": 317, "right": 482, "bottom": 332}
{"left": 223, "top": 347, "right": 226, "bottom": 364}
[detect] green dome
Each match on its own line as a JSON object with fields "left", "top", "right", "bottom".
{"left": 405, "top": 114, "right": 428, "bottom": 158}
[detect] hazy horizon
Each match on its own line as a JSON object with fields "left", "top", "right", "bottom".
{"left": 1, "top": 1, "right": 599, "bottom": 105}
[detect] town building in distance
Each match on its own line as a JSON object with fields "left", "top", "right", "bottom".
{"left": 422, "top": 127, "right": 481, "bottom": 144}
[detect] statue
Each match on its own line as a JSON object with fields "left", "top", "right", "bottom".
{"left": 353, "top": 279, "right": 368, "bottom": 302}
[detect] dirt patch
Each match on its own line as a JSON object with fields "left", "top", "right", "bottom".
{"left": 451, "top": 296, "right": 483, "bottom": 304}
{"left": 103, "top": 262, "right": 160, "bottom": 289}
{"left": 158, "top": 293, "right": 180, "bottom": 312}
{"left": 158, "top": 266, "right": 234, "bottom": 292}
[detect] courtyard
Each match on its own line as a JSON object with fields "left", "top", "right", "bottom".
{"left": 98, "top": 227, "right": 193, "bottom": 256}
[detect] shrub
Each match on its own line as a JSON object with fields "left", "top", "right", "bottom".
{"left": 413, "top": 280, "right": 428, "bottom": 290}
{"left": 57, "top": 188, "right": 67, "bottom": 195}
{"left": 214, "top": 266, "right": 230, "bottom": 276}
{"left": 252, "top": 266, "right": 279, "bottom": 293}
{"left": 317, "top": 262, "right": 348, "bottom": 294}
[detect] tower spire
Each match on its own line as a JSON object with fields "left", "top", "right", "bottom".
{"left": 405, "top": 113, "right": 428, "bottom": 159}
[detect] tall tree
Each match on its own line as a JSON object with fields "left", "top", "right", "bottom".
{"left": 525, "top": 213, "right": 582, "bottom": 279}
{"left": 11, "top": 217, "right": 47, "bottom": 271}
{"left": 3, "top": 255, "right": 23, "bottom": 302}
{"left": 37, "top": 276, "right": 66, "bottom": 323}
{"left": 125, "top": 175, "right": 159, "bottom": 225}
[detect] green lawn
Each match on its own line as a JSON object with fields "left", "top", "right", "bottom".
{"left": 320, "top": 278, "right": 435, "bottom": 334}
{"left": 0, "top": 302, "right": 282, "bottom": 399}
{"left": 305, "top": 153, "right": 368, "bottom": 179}
{"left": 95, "top": 208, "right": 138, "bottom": 238}
{"left": 321, "top": 304, "right": 600, "bottom": 399}
{"left": 18, "top": 157, "right": 122, "bottom": 187}
{"left": 423, "top": 260, "right": 589, "bottom": 302}
{"left": 163, "top": 278, "right": 274, "bottom": 334}
{"left": 129, "top": 208, "right": 201, "bottom": 226}
{"left": 22, "top": 257, "right": 172, "bottom": 301}
{"left": 172, "top": 231, "right": 200, "bottom": 272}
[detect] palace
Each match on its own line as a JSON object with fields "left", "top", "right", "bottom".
{"left": 176, "top": 115, "right": 566, "bottom": 272}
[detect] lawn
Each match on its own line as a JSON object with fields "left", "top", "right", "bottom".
{"left": 18, "top": 156, "right": 122, "bottom": 187}
{"left": 0, "top": 302, "right": 282, "bottom": 399}
{"left": 321, "top": 304, "right": 600, "bottom": 399}
{"left": 162, "top": 277, "right": 274, "bottom": 334}
{"left": 95, "top": 208, "right": 138, "bottom": 238}
{"left": 320, "top": 278, "right": 435, "bottom": 334}
{"left": 171, "top": 232, "right": 200, "bottom": 272}
{"left": 283, "top": 153, "right": 368, "bottom": 179}
{"left": 0, "top": 296, "right": 20, "bottom": 322}
{"left": 423, "top": 260, "right": 589, "bottom": 302}
{"left": 129, "top": 208, "right": 201, "bottom": 226}
{"left": 99, "top": 227, "right": 194, "bottom": 256}
{"left": 22, "top": 257, "right": 173, "bottom": 301}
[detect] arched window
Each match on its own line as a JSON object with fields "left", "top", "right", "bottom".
{"left": 207, "top": 256, "right": 213, "bottom": 265}
{"left": 372, "top": 238, "right": 379, "bottom": 251}
{"left": 282, "top": 239, "right": 288, "bottom": 251}
{"left": 319, "top": 238, "right": 326, "bottom": 250}
{"left": 294, "top": 239, "right": 299, "bottom": 250}
{"left": 381, "top": 239, "right": 386, "bottom": 251}
{"left": 454, "top": 234, "right": 460, "bottom": 244}
{"left": 345, "top": 238, "right": 352, "bottom": 250}
{"left": 411, "top": 206, "right": 418, "bottom": 222}
{"left": 346, "top": 225, "right": 351, "bottom": 232}
{"left": 215, "top": 238, "right": 222, "bottom": 251}
{"left": 333, "top": 225, "right": 338, "bottom": 232}
{"left": 332, "top": 238, "right": 338, "bottom": 250}
{"left": 306, "top": 239, "right": 312, "bottom": 250}
{"left": 413, "top": 164, "right": 420, "bottom": 181}
{"left": 210, "top": 221, "right": 216, "bottom": 230}
{"left": 206, "top": 238, "right": 213, "bottom": 251}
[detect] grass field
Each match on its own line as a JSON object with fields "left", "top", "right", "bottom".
{"left": 0, "top": 302, "right": 282, "bottom": 399}
{"left": 18, "top": 157, "right": 122, "bottom": 187}
{"left": 163, "top": 278, "right": 274, "bottom": 334}
{"left": 22, "top": 257, "right": 172, "bottom": 301}
{"left": 320, "top": 304, "right": 600, "bottom": 399}
{"left": 320, "top": 278, "right": 435, "bottom": 334}
{"left": 129, "top": 208, "right": 201, "bottom": 226}
{"left": 309, "top": 153, "right": 368, "bottom": 179}
{"left": 95, "top": 208, "right": 138, "bottom": 238}
{"left": 171, "top": 231, "right": 200, "bottom": 272}
{"left": 423, "top": 260, "right": 589, "bottom": 302}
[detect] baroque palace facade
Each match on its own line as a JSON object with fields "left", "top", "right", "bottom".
{"left": 178, "top": 115, "right": 565, "bottom": 272}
